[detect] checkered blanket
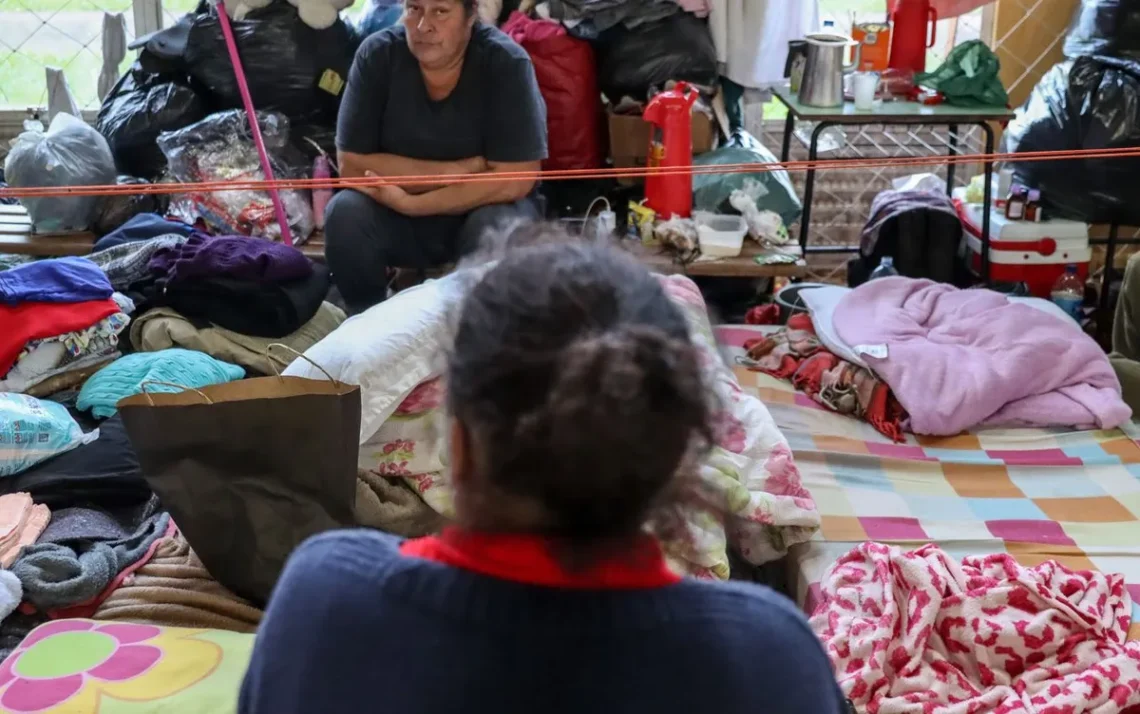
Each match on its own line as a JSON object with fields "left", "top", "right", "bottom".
{"left": 716, "top": 325, "right": 1140, "bottom": 639}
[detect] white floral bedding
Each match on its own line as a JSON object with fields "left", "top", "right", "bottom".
{"left": 360, "top": 274, "right": 821, "bottom": 578}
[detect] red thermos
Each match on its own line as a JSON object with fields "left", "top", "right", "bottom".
{"left": 888, "top": 0, "right": 938, "bottom": 73}
{"left": 643, "top": 82, "right": 699, "bottom": 219}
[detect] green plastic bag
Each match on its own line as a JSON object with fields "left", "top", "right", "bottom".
{"left": 915, "top": 39, "right": 1009, "bottom": 108}
{"left": 691, "top": 131, "right": 802, "bottom": 226}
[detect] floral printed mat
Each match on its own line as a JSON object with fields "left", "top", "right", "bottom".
{"left": 0, "top": 620, "right": 253, "bottom": 713}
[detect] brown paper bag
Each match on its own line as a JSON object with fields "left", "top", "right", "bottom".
{"left": 117, "top": 346, "right": 360, "bottom": 606}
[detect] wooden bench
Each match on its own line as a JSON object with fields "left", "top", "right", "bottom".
{"left": 0, "top": 205, "right": 327, "bottom": 260}
{"left": 0, "top": 205, "right": 806, "bottom": 279}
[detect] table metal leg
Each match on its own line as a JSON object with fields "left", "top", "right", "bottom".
{"left": 780, "top": 112, "right": 794, "bottom": 163}
{"left": 946, "top": 123, "right": 959, "bottom": 194}
{"left": 1099, "top": 222, "right": 1120, "bottom": 340}
{"left": 798, "top": 121, "right": 830, "bottom": 251}
{"left": 979, "top": 122, "right": 995, "bottom": 284}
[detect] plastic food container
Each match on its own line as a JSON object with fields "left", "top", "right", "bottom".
{"left": 697, "top": 214, "right": 747, "bottom": 258}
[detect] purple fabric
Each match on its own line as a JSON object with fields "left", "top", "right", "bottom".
{"left": 833, "top": 277, "right": 1132, "bottom": 435}
{"left": 148, "top": 234, "right": 312, "bottom": 286}
{"left": 860, "top": 189, "right": 959, "bottom": 256}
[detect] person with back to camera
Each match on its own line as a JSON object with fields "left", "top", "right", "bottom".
{"left": 325, "top": 0, "right": 548, "bottom": 315}
{"left": 239, "top": 232, "right": 846, "bottom": 714}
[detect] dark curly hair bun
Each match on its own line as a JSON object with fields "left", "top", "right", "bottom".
{"left": 448, "top": 240, "right": 714, "bottom": 545}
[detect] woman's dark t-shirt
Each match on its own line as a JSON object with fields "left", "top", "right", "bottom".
{"left": 336, "top": 23, "right": 548, "bottom": 165}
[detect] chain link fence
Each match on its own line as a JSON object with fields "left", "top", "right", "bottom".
{"left": 0, "top": 0, "right": 200, "bottom": 112}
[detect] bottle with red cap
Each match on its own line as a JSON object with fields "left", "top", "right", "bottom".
{"left": 1051, "top": 264, "right": 1084, "bottom": 322}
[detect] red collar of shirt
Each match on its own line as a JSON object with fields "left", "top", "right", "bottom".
{"left": 400, "top": 527, "right": 681, "bottom": 590}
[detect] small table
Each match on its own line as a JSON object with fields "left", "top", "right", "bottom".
{"left": 625, "top": 240, "right": 807, "bottom": 279}
{"left": 771, "top": 86, "right": 1014, "bottom": 282}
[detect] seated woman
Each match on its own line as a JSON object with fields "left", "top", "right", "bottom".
{"left": 1111, "top": 253, "right": 1140, "bottom": 413}
{"left": 326, "top": 0, "right": 547, "bottom": 314}
{"left": 239, "top": 237, "right": 845, "bottom": 714}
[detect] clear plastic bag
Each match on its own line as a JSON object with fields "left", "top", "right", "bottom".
{"left": 157, "top": 110, "right": 314, "bottom": 243}
{"left": 4, "top": 113, "right": 117, "bottom": 233}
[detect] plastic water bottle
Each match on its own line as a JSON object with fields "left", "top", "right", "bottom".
{"left": 1051, "top": 264, "right": 1084, "bottom": 322}
{"left": 869, "top": 256, "right": 899, "bottom": 280}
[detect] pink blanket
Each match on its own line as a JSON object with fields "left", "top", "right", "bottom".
{"left": 833, "top": 278, "right": 1131, "bottom": 435}
{"left": 812, "top": 542, "right": 1140, "bottom": 713}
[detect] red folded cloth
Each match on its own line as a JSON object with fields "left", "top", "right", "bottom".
{"left": 0, "top": 298, "right": 121, "bottom": 377}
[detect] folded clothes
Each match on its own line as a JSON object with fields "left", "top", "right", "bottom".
{"left": 149, "top": 233, "right": 313, "bottom": 286}
{"left": 0, "top": 298, "right": 120, "bottom": 377}
{"left": 0, "top": 256, "right": 112, "bottom": 305}
{"left": 155, "top": 262, "right": 330, "bottom": 338}
{"left": 77, "top": 348, "right": 245, "bottom": 418}
{"left": 0, "top": 493, "right": 50, "bottom": 567}
{"left": 86, "top": 234, "right": 189, "bottom": 291}
{"left": 0, "top": 294, "right": 132, "bottom": 393}
{"left": 739, "top": 314, "right": 907, "bottom": 442}
{"left": 4, "top": 350, "right": 118, "bottom": 397}
{"left": 93, "top": 526, "right": 262, "bottom": 633}
{"left": 130, "top": 302, "right": 345, "bottom": 374}
{"left": 92, "top": 213, "right": 196, "bottom": 251}
{"left": 12, "top": 511, "right": 170, "bottom": 611}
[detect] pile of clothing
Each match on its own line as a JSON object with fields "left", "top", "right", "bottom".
{"left": 0, "top": 497, "right": 175, "bottom": 660}
{"left": 83, "top": 219, "right": 344, "bottom": 375}
{"left": 0, "top": 257, "right": 135, "bottom": 396}
{"left": 140, "top": 233, "right": 333, "bottom": 349}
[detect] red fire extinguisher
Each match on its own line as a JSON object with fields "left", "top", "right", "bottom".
{"left": 643, "top": 82, "right": 699, "bottom": 219}
{"left": 888, "top": 0, "right": 938, "bottom": 74}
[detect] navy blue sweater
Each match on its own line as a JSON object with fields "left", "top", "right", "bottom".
{"left": 239, "top": 530, "right": 846, "bottom": 714}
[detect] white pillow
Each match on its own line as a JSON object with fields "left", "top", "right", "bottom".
{"left": 1008, "top": 295, "right": 1074, "bottom": 324}
{"left": 796, "top": 285, "right": 870, "bottom": 368}
{"left": 283, "top": 273, "right": 467, "bottom": 444}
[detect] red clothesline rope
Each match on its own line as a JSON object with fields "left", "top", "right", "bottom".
{"left": 2, "top": 145, "right": 1138, "bottom": 200}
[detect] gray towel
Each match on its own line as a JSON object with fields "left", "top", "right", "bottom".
{"left": 12, "top": 512, "right": 170, "bottom": 611}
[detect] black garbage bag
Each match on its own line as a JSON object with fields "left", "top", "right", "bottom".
{"left": 1003, "top": 56, "right": 1140, "bottom": 225}
{"left": 182, "top": 1, "right": 358, "bottom": 128}
{"left": 92, "top": 177, "right": 171, "bottom": 237}
{"left": 1064, "top": 0, "right": 1140, "bottom": 60}
{"left": 95, "top": 63, "right": 207, "bottom": 180}
{"left": 595, "top": 13, "right": 717, "bottom": 101}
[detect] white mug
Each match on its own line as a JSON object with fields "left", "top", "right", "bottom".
{"left": 853, "top": 71, "right": 880, "bottom": 111}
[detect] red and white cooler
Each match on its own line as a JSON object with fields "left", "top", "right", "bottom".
{"left": 953, "top": 192, "right": 1090, "bottom": 298}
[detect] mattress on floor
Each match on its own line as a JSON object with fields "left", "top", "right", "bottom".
{"left": 715, "top": 324, "right": 1140, "bottom": 637}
